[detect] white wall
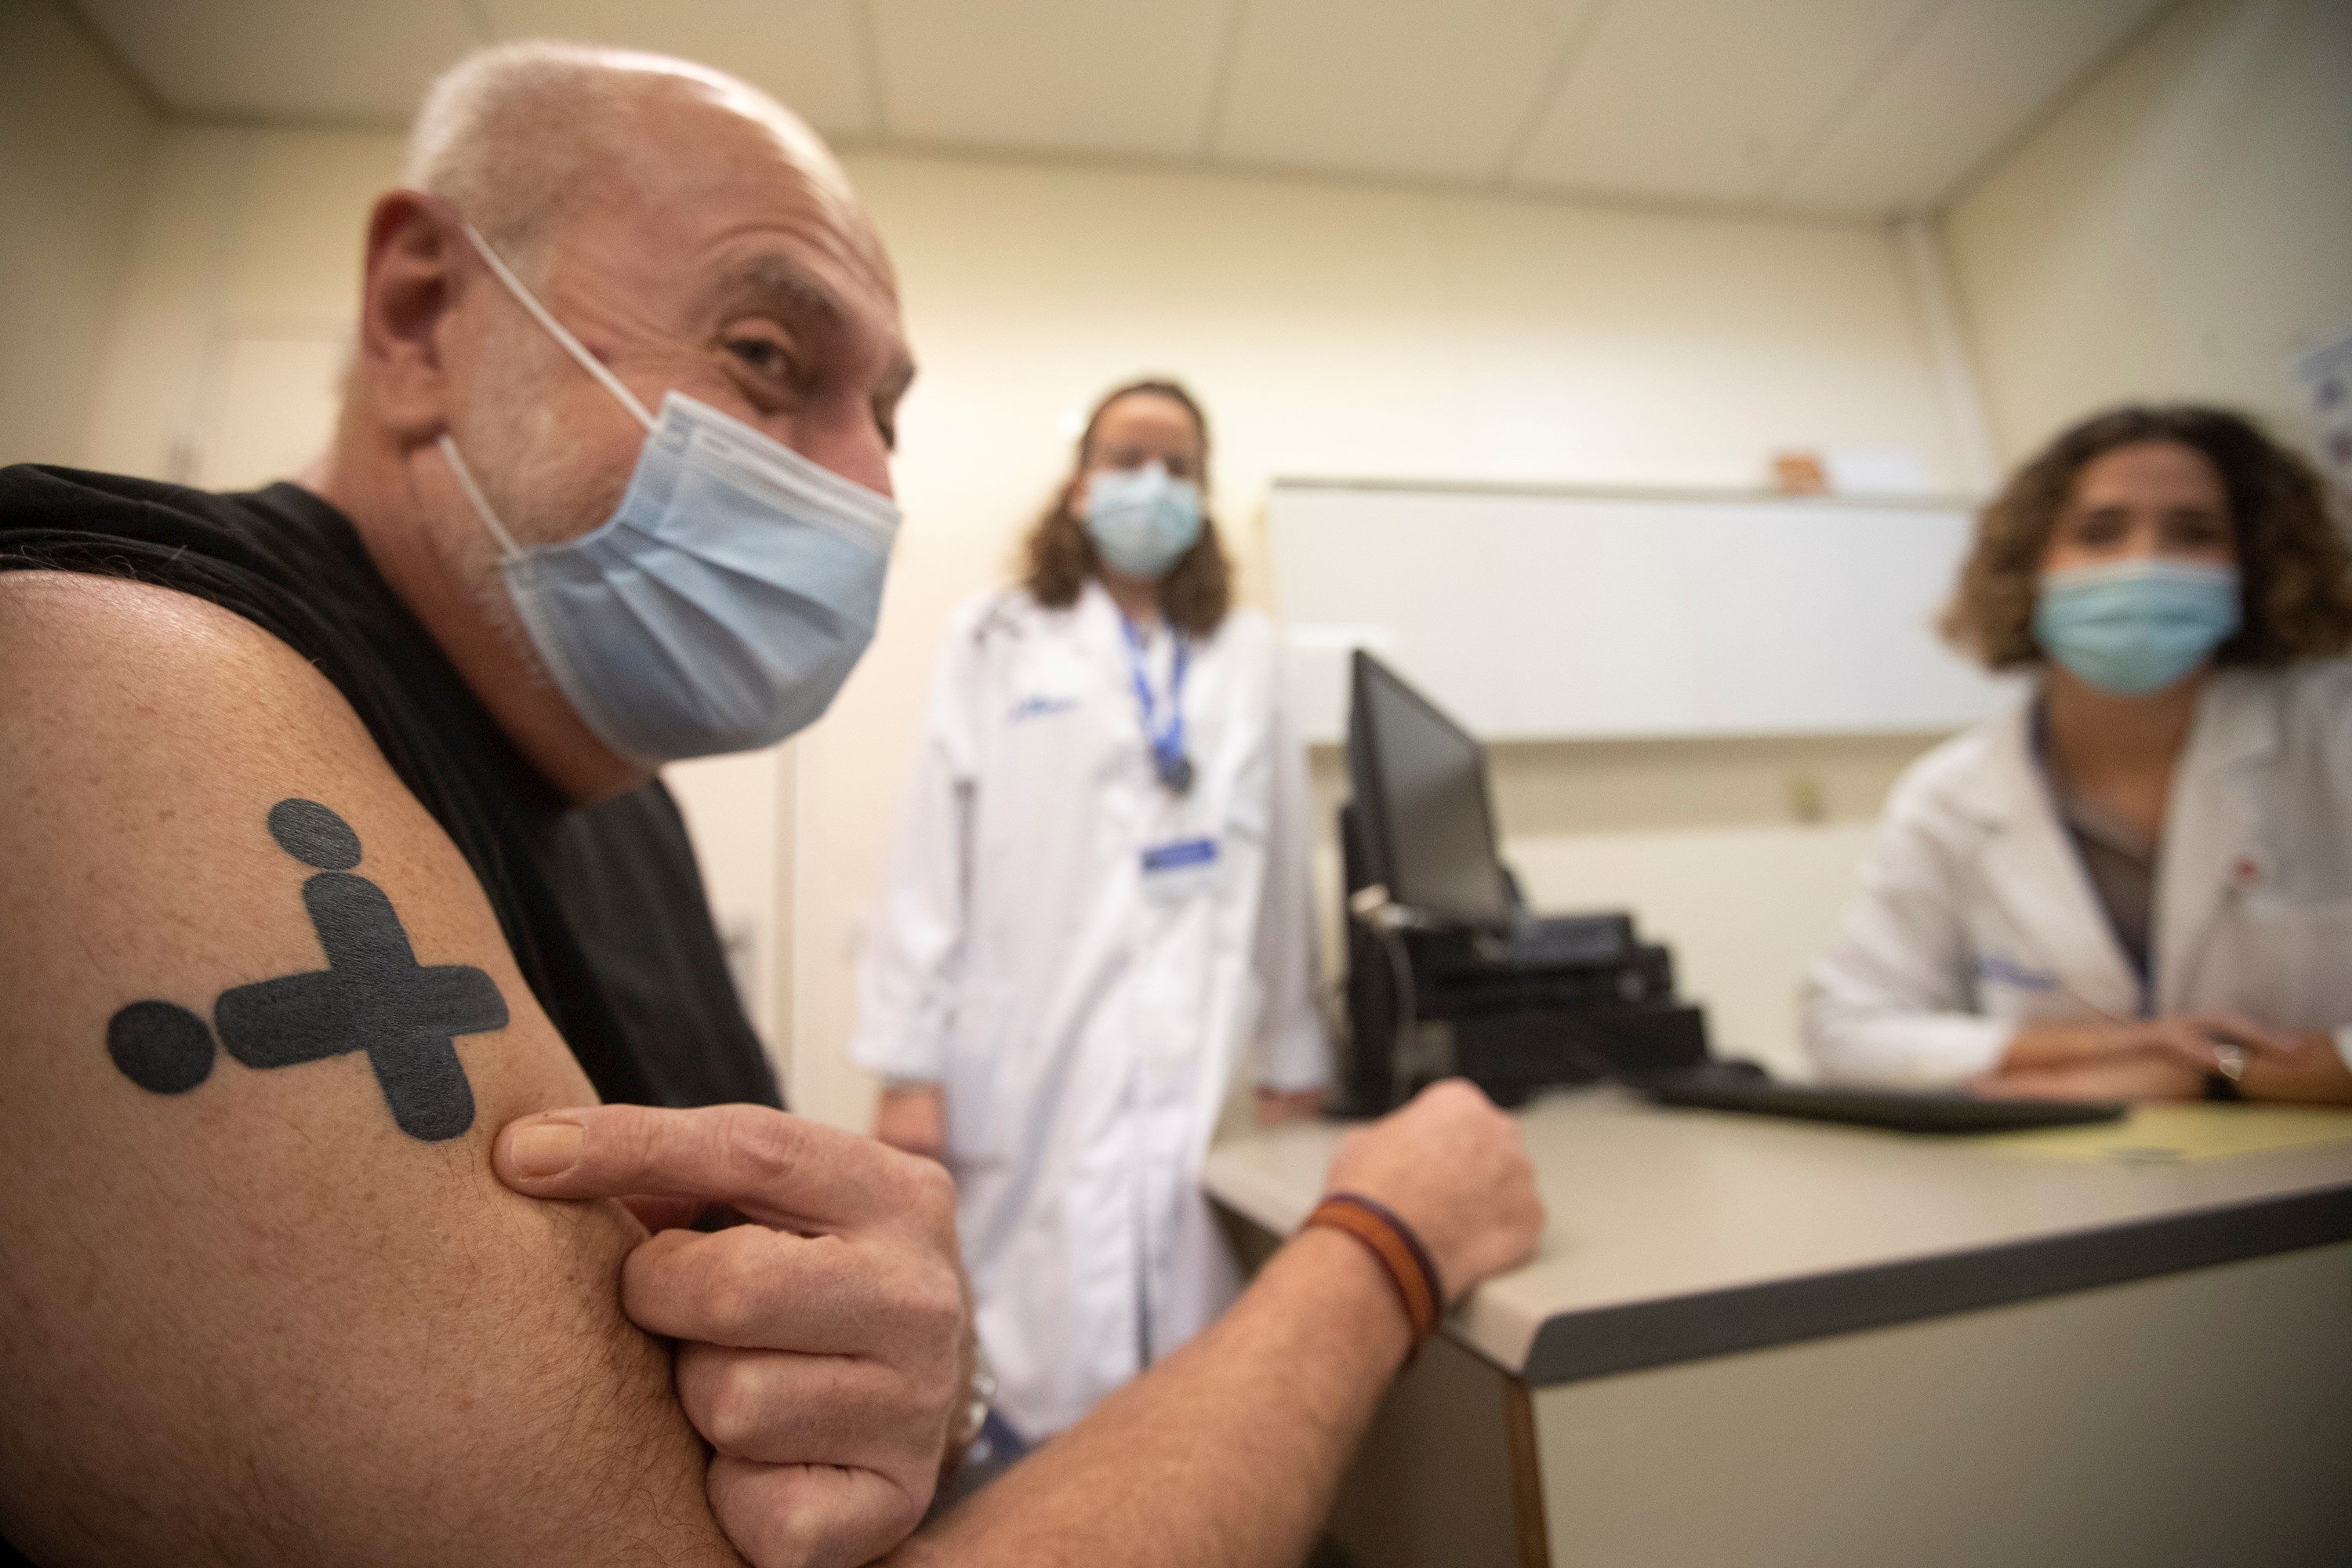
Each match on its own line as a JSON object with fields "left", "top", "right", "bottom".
{"left": 49, "top": 122, "right": 1980, "bottom": 1123}
{"left": 805, "top": 157, "right": 1969, "bottom": 1120}
{"left": 1944, "top": 0, "right": 2352, "bottom": 462}
{"left": 0, "top": 0, "right": 156, "bottom": 469}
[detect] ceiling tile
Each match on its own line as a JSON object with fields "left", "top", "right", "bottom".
{"left": 1506, "top": 0, "right": 1940, "bottom": 206}
{"left": 68, "top": 0, "right": 484, "bottom": 123}
{"left": 1771, "top": 0, "right": 2169, "bottom": 216}
{"left": 869, "top": 0, "right": 1236, "bottom": 157}
{"left": 1209, "top": 0, "right": 1597, "bottom": 181}
{"left": 479, "top": 0, "right": 877, "bottom": 137}
{"left": 63, "top": 0, "right": 2170, "bottom": 222}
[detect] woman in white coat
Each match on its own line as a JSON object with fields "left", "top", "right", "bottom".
{"left": 850, "top": 379, "right": 1328, "bottom": 1444}
{"left": 1808, "top": 405, "right": 2352, "bottom": 1105}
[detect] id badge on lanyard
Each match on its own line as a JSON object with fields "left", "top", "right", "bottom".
{"left": 1120, "top": 616, "right": 1193, "bottom": 795}
{"left": 1141, "top": 836, "right": 1222, "bottom": 905}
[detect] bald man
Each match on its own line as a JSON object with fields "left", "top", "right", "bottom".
{"left": 0, "top": 41, "right": 1541, "bottom": 1568}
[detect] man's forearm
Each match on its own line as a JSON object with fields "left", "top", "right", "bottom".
{"left": 893, "top": 1228, "right": 1411, "bottom": 1568}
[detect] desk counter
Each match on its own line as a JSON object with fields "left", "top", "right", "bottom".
{"left": 1205, "top": 1089, "right": 2352, "bottom": 1567}
{"left": 1206, "top": 1087, "right": 2352, "bottom": 1382}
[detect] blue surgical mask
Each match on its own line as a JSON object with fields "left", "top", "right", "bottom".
{"left": 1083, "top": 461, "right": 1203, "bottom": 579}
{"left": 437, "top": 221, "right": 898, "bottom": 764}
{"left": 2034, "top": 557, "right": 2241, "bottom": 696}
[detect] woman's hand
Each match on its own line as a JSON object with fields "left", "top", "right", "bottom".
{"left": 1985, "top": 1014, "right": 2352, "bottom": 1104}
{"left": 495, "top": 1104, "right": 971, "bottom": 1568}
{"left": 1974, "top": 1047, "right": 2208, "bottom": 1102}
{"left": 875, "top": 1082, "right": 948, "bottom": 1162}
{"left": 1993, "top": 1013, "right": 2352, "bottom": 1103}
{"left": 1254, "top": 1086, "right": 1325, "bottom": 1126}
{"left": 2000, "top": 1012, "right": 2309, "bottom": 1075}
{"left": 2002, "top": 1015, "right": 2223, "bottom": 1074}
{"left": 2230, "top": 1023, "right": 2352, "bottom": 1105}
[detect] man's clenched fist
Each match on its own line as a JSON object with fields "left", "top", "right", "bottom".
{"left": 1322, "top": 1080, "right": 1543, "bottom": 1304}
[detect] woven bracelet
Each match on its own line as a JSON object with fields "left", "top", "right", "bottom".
{"left": 1302, "top": 1192, "right": 1446, "bottom": 1358}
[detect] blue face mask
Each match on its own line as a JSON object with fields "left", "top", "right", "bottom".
{"left": 2033, "top": 557, "right": 2241, "bottom": 696}
{"left": 437, "top": 223, "right": 898, "bottom": 764}
{"left": 1083, "top": 461, "right": 1203, "bottom": 579}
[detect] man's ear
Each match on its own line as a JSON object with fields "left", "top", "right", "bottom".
{"left": 356, "top": 191, "right": 466, "bottom": 444}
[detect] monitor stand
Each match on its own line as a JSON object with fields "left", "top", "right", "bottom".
{"left": 1336, "top": 804, "right": 1711, "bottom": 1113}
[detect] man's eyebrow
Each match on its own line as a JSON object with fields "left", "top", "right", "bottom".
{"left": 708, "top": 253, "right": 851, "bottom": 330}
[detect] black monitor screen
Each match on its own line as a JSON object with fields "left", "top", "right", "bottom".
{"left": 1348, "top": 652, "right": 1512, "bottom": 927}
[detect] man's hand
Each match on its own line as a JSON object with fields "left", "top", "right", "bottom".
{"left": 495, "top": 1104, "right": 968, "bottom": 1568}
{"left": 1320, "top": 1079, "right": 1542, "bottom": 1305}
{"left": 873, "top": 1083, "right": 947, "bottom": 1162}
{"left": 889, "top": 1078, "right": 1543, "bottom": 1568}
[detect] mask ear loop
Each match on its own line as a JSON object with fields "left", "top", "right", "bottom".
{"left": 439, "top": 217, "right": 662, "bottom": 563}
{"left": 437, "top": 434, "right": 526, "bottom": 561}
{"left": 456, "top": 219, "right": 659, "bottom": 435}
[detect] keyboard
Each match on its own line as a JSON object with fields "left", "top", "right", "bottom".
{"left": 1646, "top": 1070, "right": 2127, "bottom": 1134}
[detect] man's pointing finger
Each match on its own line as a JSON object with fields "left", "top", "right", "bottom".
{"left": 494, "top": 1103, "right": 907, "bottom": 1229}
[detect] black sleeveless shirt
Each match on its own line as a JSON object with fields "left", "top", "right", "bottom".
{"left": 0, "top": 463, "right": 782, "bottom": 1113}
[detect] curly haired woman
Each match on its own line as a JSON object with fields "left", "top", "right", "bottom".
{"left": 1807, "top": 405, "right": 2352, "bottom": 1105}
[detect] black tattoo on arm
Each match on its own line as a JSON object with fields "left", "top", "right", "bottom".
{"left": 103, "top": 800, "right": 509, "bottom": 1142}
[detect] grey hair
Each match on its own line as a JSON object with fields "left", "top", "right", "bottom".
{"left": 402, "top": 40, "right": 847, "bottom": 279}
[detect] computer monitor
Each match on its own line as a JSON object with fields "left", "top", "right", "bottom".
{"left": 1347, "top": 651, "right": 1514, "bottom": 927}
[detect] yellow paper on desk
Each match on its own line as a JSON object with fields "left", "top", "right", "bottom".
{"left": 1985, "top": 1102, "right": 2352, "bottom": 1164}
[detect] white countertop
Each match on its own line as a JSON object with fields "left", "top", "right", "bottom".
{"left": 1203, "top": 1087, "right": 2352, "bottom": 1380}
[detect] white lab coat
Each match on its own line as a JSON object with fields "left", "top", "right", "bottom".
{"left": 850, "top": 579, "right": 1328, "bottom": 1439}
{"left": 1806, "top": 662, "right": 2352, "bottom": 1084}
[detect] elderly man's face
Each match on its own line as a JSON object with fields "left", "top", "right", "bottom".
{"left": 447, "top": 87, "right": 913, "bottom": 553}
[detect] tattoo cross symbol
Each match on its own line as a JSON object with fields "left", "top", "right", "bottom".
{"left": 105, "top": 800, "right": 509, "bottom": 1142}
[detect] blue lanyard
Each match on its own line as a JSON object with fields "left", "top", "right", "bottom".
{"left": 1120, "top": 616, "right": 1193, "bottom": 793}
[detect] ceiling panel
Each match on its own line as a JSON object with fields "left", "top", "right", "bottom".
{"left": 869, "top": 0, "right": 1237, "bottom": 157}
{"left": 480, "top": 0, "right": 877, "bottom": 136}
{"left": 64, "top": 0, "right": 2155, "bottom": 221}
{"left": 70, "top": 0, "right": 484, "bottom": 123}
{"left": 1772, "top": 0, "right": 2168, "bottom": 216}
{"left": 1209, "top": 0, "right": 1598, "bottom": 182}
{"left": 1505, "top": 0, "right": 1941, "bottom": 205}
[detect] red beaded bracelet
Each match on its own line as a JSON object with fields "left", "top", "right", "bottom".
{"left": 1302, "top": 1192, "right": 1445, "bottom": 1358}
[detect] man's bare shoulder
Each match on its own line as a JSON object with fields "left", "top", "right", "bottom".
{"left": 0, "top": 565, "right": 510, "bottom": 1123}
{"left": 0, "top": 565, "right": 365, "bottom": 760}
{"left": 0, "top": 569, "right": 736, "bottom": 1566}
